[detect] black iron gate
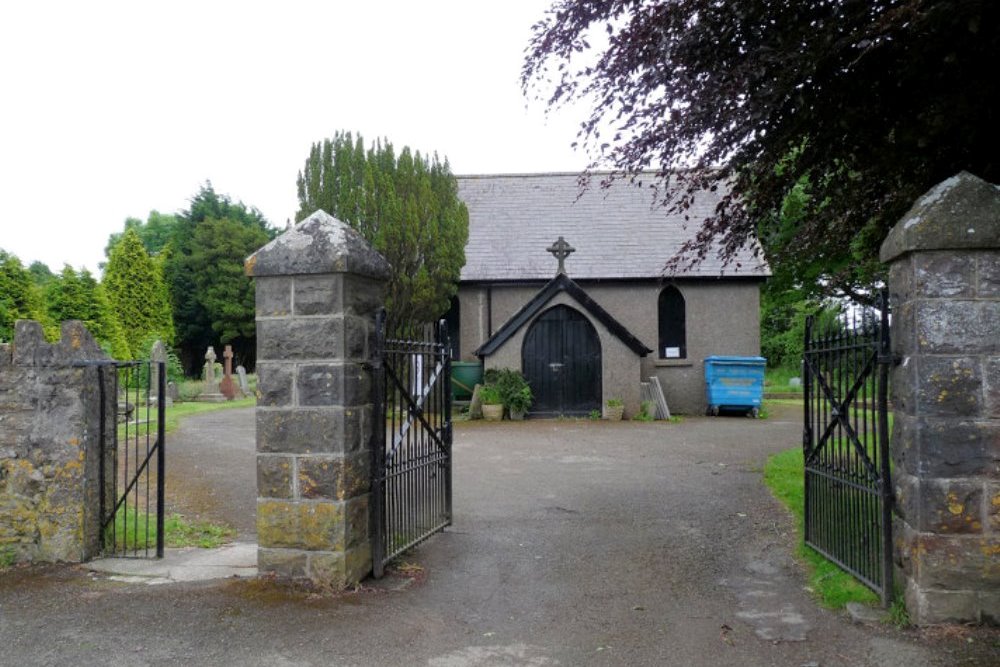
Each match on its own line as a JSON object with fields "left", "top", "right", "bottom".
{"left": 802, "top": 295, "right": 893, "bottom": 604}
{"left": 371, "top": 313, "right": 453, "bottom": 578}
{"left": 92, "top": 360, "right": 166, "bottom": 558}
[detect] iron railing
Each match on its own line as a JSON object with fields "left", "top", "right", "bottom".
{"left": 803, "top": 294, "right": 892, "bottom": 605}
{"left": 371, "top": 313, "right": 453, "bottom": 577}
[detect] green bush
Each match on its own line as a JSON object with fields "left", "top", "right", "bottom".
{"left": 478, "top": 385, "right": 503, "bottom": 405}
{"left": 483, "top": 368, "right": 533, "bottom": 412}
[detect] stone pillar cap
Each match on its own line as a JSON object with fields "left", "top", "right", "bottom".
{"left": 880, "top": 171, "right": 1000, "bottom": 263}
{"left": 245, "top": 210, "right": 391, "bottom": 279}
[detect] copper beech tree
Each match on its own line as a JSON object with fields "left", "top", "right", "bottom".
{"left": 523, "top": 0, "right": 1000, "bottom": 301}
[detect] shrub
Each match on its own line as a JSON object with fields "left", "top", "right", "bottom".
{"left": 484, "top": 368, "right": 532, "bottom": 412}
{"left": 478, "top": 385, "right": 503, "bottom": 405}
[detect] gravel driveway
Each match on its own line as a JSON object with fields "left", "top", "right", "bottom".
{"left": 1, "top": 404, "right": 996, "bottom": 666}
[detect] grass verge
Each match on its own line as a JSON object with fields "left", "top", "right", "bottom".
{"left": 110, "top": 509, "right": 235, "bottom": 549}
{"left": 764, "top": 447, "right": 879, "bottom": 608}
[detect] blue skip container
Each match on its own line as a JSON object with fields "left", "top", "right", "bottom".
{"left": 704, "top": 356, "right": 766, "bottom": 417}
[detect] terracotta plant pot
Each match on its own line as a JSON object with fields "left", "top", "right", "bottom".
{"left": 482, "top": 404, "right": 504, "bottom": 421}
{"left": 605, "top": 405, "right": 624, "bottom": 421}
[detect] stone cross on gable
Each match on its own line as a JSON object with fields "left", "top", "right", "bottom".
{"left": 547, "top": 236, "right": 575, "bottom": 275}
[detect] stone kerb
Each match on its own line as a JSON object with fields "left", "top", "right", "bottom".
{"left": 246, "top": 210, "right": 390, "bottom": 587}
{"left": 881, "top": 172, "right": 1000, "bottom": 625}
{"left": 0, "top": 320, "right": 109, "bottom": 564}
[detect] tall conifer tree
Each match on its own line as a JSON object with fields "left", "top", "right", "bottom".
{"left": 0, "top": 250, "right": 44, "bottom": 342}
{"left": 103, "top": 229, "right": 174, "bottom": 358}
{"left": 295, "top": 132, "right": 468, "bottom": 326}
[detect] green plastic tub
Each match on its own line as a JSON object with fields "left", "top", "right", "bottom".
{"left": 451, "top": 361, "right": 483, "bottom": 401}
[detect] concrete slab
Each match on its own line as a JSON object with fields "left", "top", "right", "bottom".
{"left": 87, "top": 542, "right": 257, "bottom": 584}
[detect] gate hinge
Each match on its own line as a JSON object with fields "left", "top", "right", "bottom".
{"left": 877, "top": 353, "right": 901, "bottom": 366}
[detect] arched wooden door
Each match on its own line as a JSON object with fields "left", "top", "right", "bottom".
{"left": 522, "top": 305, "right": 602, "bottom": 416}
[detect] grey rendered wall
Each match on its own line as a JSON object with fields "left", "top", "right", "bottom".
{"left": 459, "top": 280, "right": 762, "bottom": 415}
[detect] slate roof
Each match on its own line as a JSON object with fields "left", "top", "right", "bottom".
{"left": 456, "top": 172, "right": 770, "bottom": 281}
{"left": 475, "top": 272, "right": 652, "bottom": 358}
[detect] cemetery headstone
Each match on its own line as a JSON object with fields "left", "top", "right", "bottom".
{"left": 236, "top": 365, "right": 249, "bottom": 397}
{"left": 198, "top": 346, "right": 225, "bottom": 402}
{"left": 148, "top": 340, "right": 173, "bottom": 407}
{"left": 219, "top": 345, "right": 237, "bottom": 400}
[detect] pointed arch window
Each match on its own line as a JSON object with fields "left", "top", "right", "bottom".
{"left": 658, "top": 286, "right": 686, "bottom": 359}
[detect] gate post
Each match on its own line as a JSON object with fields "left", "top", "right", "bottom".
{"left": 881, "top": 172, "right": 1000, "bottom": 625}
{"left": 246, "top": 210, "right": 390, "bottom": 588}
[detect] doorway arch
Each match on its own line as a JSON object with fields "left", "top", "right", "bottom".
{"left": 521, "top": 305, "right": 602, "bottom": 416}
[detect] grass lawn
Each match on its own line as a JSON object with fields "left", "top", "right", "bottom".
{"left": 765, "top": 366, "right": 803, "bottom": 394}
{"left": 120, "top": 395, "right": 255, "bottom": 438}
{"left": 109, "top": 508, "right": 236, "bottom": 550}
{"left": 764, "top": 447, "right": 880, "bottom": 608}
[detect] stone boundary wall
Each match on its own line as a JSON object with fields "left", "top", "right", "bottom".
{"left": 882, "top": 172, "right": 1000, "bottom": 625}
{"left": 0, "top": 320, "right": 109, "bottom": 563}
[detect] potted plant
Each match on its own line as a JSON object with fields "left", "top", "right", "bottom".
{"left": 506, "top": 385, "right": 533, "bottom": 420}
{"left": 605, "top": 397, "right": 624, "bottom": 421}
{"left": 479, "top": 385, "right": 504, "bottom": 421}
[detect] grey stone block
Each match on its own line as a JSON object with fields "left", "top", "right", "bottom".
{"left": 343, "top": 275, "right": 385, "bottom": 316}
{"left": 888, "top": 258, "right": 914, "bottom": 306}
{"left": 255, "top": 362, "right": 293, "bottom": 407}
{"left": 978, "top": 251, "right": 1000, "bottom": 297}
{"left": 255, "top": 277, "right": 292, "bottom": 317}
{"left": 257, "top": 317, "right": 343, "bottom": 361}
{"left": 914, "top": 252, "right": 975, "bottom": 298}
{"left": 915, "top": 479, "right": 983, "bottom": 534}
{"left": 256, "top": 408, "right": 363, "bottom": 454}
{"left": 914, "top": 534, "right": 1000, "bottom": 592}
{"left": 344, "top": 494, "right": 370, "bottom": 550}
{"left": 297, "top": 453, "right": 370, "bottom": 501}
{"left": 986, "top": 357, "right": 1000, "bottom": 418}
{"left": 893, "top": 472, "right": 920, "bottom": 528}
{"left": 989, "top": 482, "right": 1000, "bottom": 532}
{"left": 294, "top": 275, "right": 342, "bottom": 316}
{"left": 889, "top": 413, "right": 918, "bottom": 477}
{"left": 916, "top": 418, "right": 1000, "bottom": 478}
{"left": 914, "top": 588, "right": 982, "bottom": 626}
{"left": 257, "top": 455, "right": 294, "bottom": 499}
{"left": 880, "top": 172, "right": 1000, "bottom": 263}
{"left": 890, "top": 355, "right": 916, "bottom": 416}
{"left": 916, "top": 301, "right": 999, "bottom": 355}
{"left": 257, "top": 547, "right": 308, "bottom": 578}
{"left": 297, "top": 363, "right": 371, "bottom": 407}
{"left": 344, "top": 316, "right": 369, "bottom": 361}
{"left": 915, "top": 356, "right": 982, "bottom": 417}
{"left": 245, "top": 210, "right": 391, "bottom": 280}
{"left": 981, "top": 591, "right": 1000, "bottom": 625}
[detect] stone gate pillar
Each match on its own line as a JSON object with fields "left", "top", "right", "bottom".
{"left": 246, "top": 210, "right": 390, "bottom": 587}
{"left": 881, "top": 172, "right": 1000, "bottom": 625}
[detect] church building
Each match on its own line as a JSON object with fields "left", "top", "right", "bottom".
{"left": 450, "top": 173, "right": 770, "bottom": 417}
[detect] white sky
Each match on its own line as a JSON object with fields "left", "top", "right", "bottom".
{"left": 0, "top": 1, "right": 590, "bottom": 274}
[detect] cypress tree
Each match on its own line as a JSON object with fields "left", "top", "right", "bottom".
{"left": 45, "top": 265, "right": 130, "bottom": 358}
{"left": 0, "top": 250, "right": 44, "bottom": 342}
{"left": 295, "top": 132, "right": 469, "bottom": 327}
{"left": 103, "top": 229, "right": 174, "bottom": 358}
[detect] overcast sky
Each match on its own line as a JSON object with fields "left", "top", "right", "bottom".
{"left": 0, "top": 1, "right": 589, "bottom": 274}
